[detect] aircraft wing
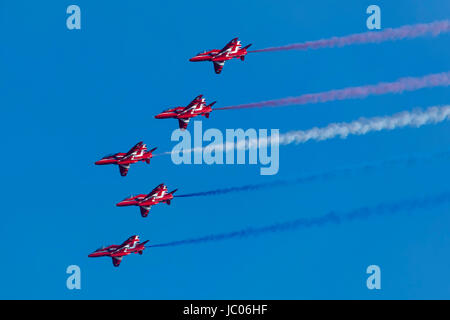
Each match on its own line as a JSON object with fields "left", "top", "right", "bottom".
{"left": 215, "top": 38, "right": 241, "bottom": 60}
{"left": 120, "top": 153, "right": 134, "bottom": 164}
{"left": 221, "top": 37, "right": 239, "bottom": 51}
{"left": 213, "top": 61, "right": 224, "bottom": 74}
{"left": 112, "top": 256, "right": 123, "bottom": 267}
{"left": 119, "top": 164, "right": 130, "bottom": 176}
{"left": 178, "top": 118, "right": 190, "bottom": 130}
{"left": 126, "top": 142, "right": 142, "bottom": 156}
{"left": 186, "top": 95, "right": 204, "bottom": 108}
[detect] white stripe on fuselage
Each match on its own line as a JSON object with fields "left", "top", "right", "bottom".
{"left": 144, "top": 189, "right": 167, "bottom": 201}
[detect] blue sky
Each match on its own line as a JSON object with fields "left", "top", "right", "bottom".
{"left": 0, "top": 0, "right": 449, "bottom": 299}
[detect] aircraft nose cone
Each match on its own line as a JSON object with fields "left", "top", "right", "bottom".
{"left": 117, "top": 200, "right": 132, "bottom": 206}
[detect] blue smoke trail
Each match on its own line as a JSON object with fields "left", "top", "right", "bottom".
{"left": 175, "top": 150, "right": 450, "bottom": 198}
{"left": 151, "top": 192, "right": 450, "bottom": 248}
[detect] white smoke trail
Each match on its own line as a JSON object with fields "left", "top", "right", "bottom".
{"left": 278, "top": 105, "right": 450, "bottom": 146}
{"left": 155, "top": 105, "right": 450, "bottom": 157}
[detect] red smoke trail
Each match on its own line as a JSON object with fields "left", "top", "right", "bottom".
{"left": 151, "top": 192, "right": 450, "bottom": 248}
{"left": 249, "top": 20, "right": 450, "bottom": 53}
{"left": 215, "top": 72, "right": 450, "bottom": 111}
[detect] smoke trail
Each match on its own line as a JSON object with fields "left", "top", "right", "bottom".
{"left": 161, "top": 105, "right": 450, "bottom": 157}
{"left": 215, "top": 72, "right": 450, "bottom": 111}
{"left": 249, "top": 20, "right": 450, "bottom": 53}
{"left": 175, "top": 150, "right": 450, "bottom": 198}
{"left": 277, "top": 105, "right": 450, "bottom": 145}
{"left": 151, "top": 192, "right": 450, "bottom": 248}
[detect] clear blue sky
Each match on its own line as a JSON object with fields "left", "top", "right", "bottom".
{"left": 1, "top": 0, "right": 449, "bottom": 299}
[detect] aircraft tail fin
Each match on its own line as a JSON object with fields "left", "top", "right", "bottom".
{"left": 144, "top": 148, "right": 157, "bottom": 164}
{"left": 241, "top": 44, "right": 252, "bottom": 60}
{"left": 169, "top": 189, "right": 178, "bottom": 195}
{"left": 141, "top": 240, "right": 149, "bottom": 246}
{"left": 207, "top": 101, "right": 216, "bottom": 108}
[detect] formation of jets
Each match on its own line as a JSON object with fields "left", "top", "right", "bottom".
{"left": 91, "top": 38, "right": 251, "bottom": 267}
{"left": 153, "top": 38, "right": 251, "bottom": 129}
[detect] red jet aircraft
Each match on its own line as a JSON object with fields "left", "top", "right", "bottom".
{"left": 154, "top": 95, "right": 216, "bottom": 130}
{"left": 116, "top": 183, "right": 177, "bottom": 217}
{"left": 88, "top": 235, "right": 149, "bottom": 267}
{"left": 95, "top": 141, "right": 157, "bottom": 176}
{"left": 189, "top": 37, "right": 252, "bottom": 74}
